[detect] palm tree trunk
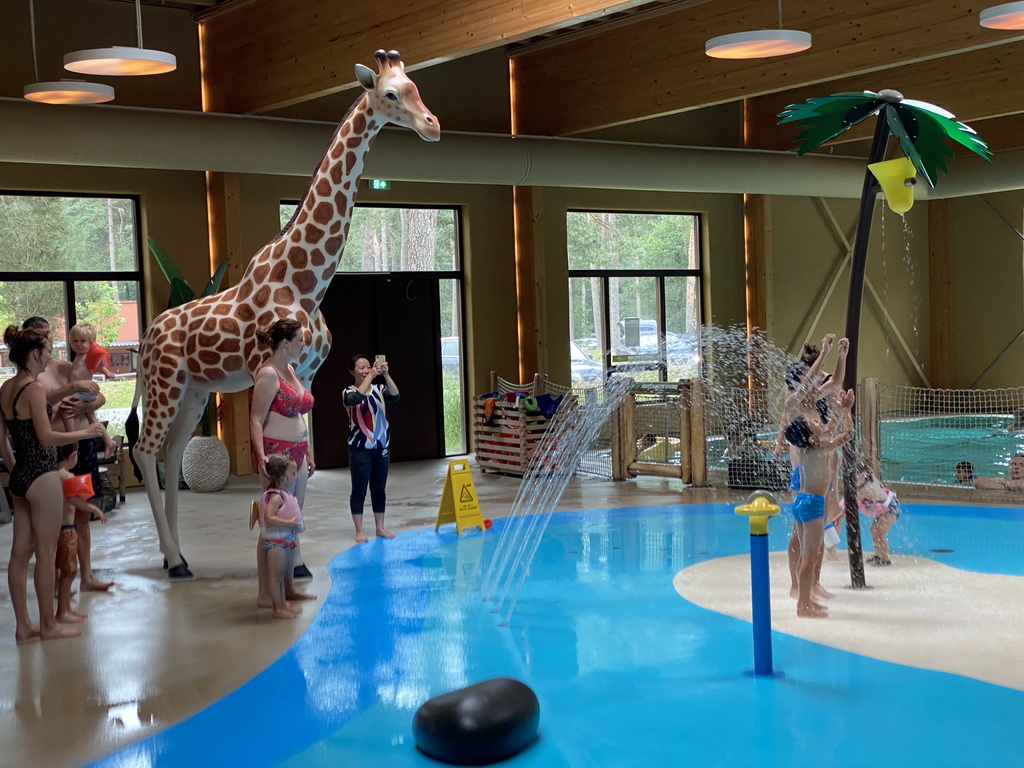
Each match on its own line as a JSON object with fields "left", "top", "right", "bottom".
{"left": 841, "top": 115, "right": 891, "bottom": 589}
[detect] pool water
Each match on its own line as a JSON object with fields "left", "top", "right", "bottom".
{"left": 91, "top": 501, "right": 1024, "bottom": 768}
{"left": 880, "top": 414, "right": 1024, "bottom": 485}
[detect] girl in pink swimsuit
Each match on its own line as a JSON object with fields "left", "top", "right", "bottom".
{"left": 250, "top": 319, "right": 317, "bottom": 607}
{"left": 259, "top": 454, "right": 305, "bottom": 619}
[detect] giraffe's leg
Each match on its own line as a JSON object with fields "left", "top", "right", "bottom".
{"left": 161, "top": 390, "right": 209, "bottom": 579}
{"left": 138, "top": 445, "right": 179, "bottom": 574}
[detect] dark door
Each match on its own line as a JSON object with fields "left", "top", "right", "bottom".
{"left": 312, "top": 274, "right": 444, "bottom": 468}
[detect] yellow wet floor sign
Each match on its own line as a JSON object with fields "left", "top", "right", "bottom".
{"left": 435, "top": 459, "right": 485, "bottom": 534}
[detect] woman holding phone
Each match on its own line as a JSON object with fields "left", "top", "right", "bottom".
{"left": 344, "top": 353, "right": 400, "bottom": 543}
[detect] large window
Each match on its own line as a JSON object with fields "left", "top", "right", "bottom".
{"left": 0, "top": 193, "right": 144, "bottom": 436}
{"left": 567, "top": 211, "right": 702, "bottom": 384}
{"left": 280, "top": 204, "right": 466, "bottom": 454}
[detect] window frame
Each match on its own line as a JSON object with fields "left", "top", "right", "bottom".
{"left": 567, "top": 209, "right": 704, "bottom": 383}
{"left": 0, "top": 191, "right": 147, "bottom": 338}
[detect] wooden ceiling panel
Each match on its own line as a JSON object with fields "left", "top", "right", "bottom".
{"left": 200, "top": 0, "right": 654, "bottom": 113}
{"left": 511, "top": 0, "right": 1024, "bottom": 137}
{"left": 746, "top": 44, "right": 1024, "bottom": 151}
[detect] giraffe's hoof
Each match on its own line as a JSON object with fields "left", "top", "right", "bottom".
{"left": 162, "top": 555, "right": 189, "bottom": 570}
{"left": 167, "top": 564, "right": 194, "bottom": 580}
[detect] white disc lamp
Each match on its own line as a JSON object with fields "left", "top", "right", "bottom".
{"left": 980, "top": 2, "right": 1024, "bottom": 29}
{"left": 24, "top": 80, "right": 115, "bottom": 105}
{"left": 706, "top": 0, "right": 812, "bottom": 59}
{"left": 705, "top": 30, "right": 812, "bottom": 59}
{"left": 64, "top": 46, "right": 176, "bottom": 76}
{"left": 63, "top": 0, "right": 176, "bottom": 76}
{"left": 23, "top": 0, "right": 114, "bottom": 105}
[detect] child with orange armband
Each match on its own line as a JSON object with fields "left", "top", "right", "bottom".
{"left": 56, "top": 444, "right": 107, "bottom": 623}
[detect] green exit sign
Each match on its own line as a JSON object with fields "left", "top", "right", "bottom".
{"left": 369, "top": 179, "right": 391, "bottom": 190}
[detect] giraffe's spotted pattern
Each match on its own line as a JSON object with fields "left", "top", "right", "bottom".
{"left": 134, "top": 50, "right": 438, "bottom": 565}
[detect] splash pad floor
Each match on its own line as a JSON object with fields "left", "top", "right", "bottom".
{"left": 92, "top": 502, "right": 1023, "bottom": 768}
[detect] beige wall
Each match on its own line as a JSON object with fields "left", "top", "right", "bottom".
{"left": 771, "top": 195, "right": 932, "bottom": 387}
{"left": 951, "top": 191, "right": 1024, "bottom": 388}
{"left": 3, "top": 158, "right": 1021, "bottom": 397}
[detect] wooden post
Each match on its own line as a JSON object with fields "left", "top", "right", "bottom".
{"left": 622, "top": 392, "right": 637, "bottom": 477}
{"left": 206, "top": 171, "right": 254, "bottom": 476}
{"left": 689, "top": 378, "right": 707, "bottom": 487}
{"left": 679, "top": 380, "right": 692, "bottom": 484}
{"left": 861, "top": 377, "right": 881, "bottom": 476}
{"left": 610, "top": 396, "right": 624, "bottom": 481}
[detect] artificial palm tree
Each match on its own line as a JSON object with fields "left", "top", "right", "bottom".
{"left": 778, "top": 90, "right": 990, "bottom": 587}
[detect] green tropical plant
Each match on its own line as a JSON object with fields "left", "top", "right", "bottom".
{"left": 148, "top": 237, "right": 230, "bottom": 309}
{"left": 147, "top": 237, "right": 229, "bottom": 436}
{"left": 777, "top": 90, "right": 990, "bottom": 588}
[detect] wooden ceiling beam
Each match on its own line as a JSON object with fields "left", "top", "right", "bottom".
{"left": 746, "top": 44, "right": 1024, "bottom": 151}
{"left": 199, "top": 0, "right": 653, "bottom": 114}
{"left": 511, "top": 0, "right": 1024, "bottom": 137}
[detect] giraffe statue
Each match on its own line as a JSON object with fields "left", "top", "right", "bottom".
{"left": 130, "top": 50, "right": 440, "bottom": 579}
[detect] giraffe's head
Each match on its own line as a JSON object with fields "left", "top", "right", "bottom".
{"left": 355, "top": 50, "right": 440, "bottom": 142}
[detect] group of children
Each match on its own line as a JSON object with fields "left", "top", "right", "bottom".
{"left": 776, "top": 333, "right": 903, "bottom": 619}
{"left": 48, "top": 323, "right": 117, "bottom": 624}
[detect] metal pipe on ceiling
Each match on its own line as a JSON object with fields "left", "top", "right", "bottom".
{"left": 0, "top": 97, "right": 1016, "bottom": 199}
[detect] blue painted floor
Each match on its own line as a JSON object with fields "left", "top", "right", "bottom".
{"left": 90, "top": 503, "right": 1024, "bottom": 768}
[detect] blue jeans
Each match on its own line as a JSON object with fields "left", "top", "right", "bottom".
{"left": 349, "top": 445, "right": 389, "bottom": 516}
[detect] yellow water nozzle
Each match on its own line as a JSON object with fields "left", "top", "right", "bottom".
{"left": 868, "top": 156, "right": 918, "bottom": 215}
{"left": 735, "top": 493, "right": 781, "bottom": 535}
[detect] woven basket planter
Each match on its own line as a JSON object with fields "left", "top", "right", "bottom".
{"left": 181, "top": 436, "right": 231, "bottom": 492}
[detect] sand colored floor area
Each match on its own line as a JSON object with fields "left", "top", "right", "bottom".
{"left": 675, "top": 551, "right": 1024, "bottom": 691}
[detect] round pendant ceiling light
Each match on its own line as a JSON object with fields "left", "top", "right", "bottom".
{"left": 705, "top": 29, "right": 812, "bottom": 59}
{"left": 63, "top": 0, "right": 176, "bottom": 76}
{"left": 64, "top": 46, "right": 176, "bottom": 76}
{"left": 979, "top": 2, "right": 1024, "bottom": 29}
{"left": 23, "top": 79, "right": 115, "bottom": 104}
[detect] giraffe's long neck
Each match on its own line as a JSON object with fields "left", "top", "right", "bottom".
{"left": 276, "top": 94, "right": 384, "bottom": 311}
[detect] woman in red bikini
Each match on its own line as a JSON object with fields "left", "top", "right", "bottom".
{"left": 249, "top": 319, "right": 317, "bottom": 607}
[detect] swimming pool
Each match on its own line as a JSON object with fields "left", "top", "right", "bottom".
{"left": 880, "top": 414, "right": 1024, "bottom": 484}
{"left": 90, "top": 501, "right": 1023, "bottom": 768}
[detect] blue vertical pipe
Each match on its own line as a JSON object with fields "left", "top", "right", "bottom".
{"left": 749, "top": 531, "right": 773, "bottom": 676}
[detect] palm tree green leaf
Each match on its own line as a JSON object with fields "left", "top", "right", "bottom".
{"left": 778, "top": 91, "right": 991, "bottom": 184}
{"left": 778, "top": 93, "right": 884, "bottom": 155}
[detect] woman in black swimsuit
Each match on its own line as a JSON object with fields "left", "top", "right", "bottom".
{"left": 0, "top": 326, "right": 104, "bottom": 642}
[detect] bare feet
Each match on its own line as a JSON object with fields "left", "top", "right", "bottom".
{"left": 796, "top": 604, "right": 829, "bottom": 618}
{"left": 789, "top": 585, "right": 798, "bottom": 599}
{"left": 40, "top": 624, "right": 83, "bottom": 640}
{"left": 376, "top": 527, "right": 395, "bottom": 539}
{"left": 56, "top": 609, "right": 88, "bottom": 623}
{"left": 103, "top": 438, "right": 118, "bottom": 459}
{"left": 355, "top": 532, "right": 369, "bottom": 543}
{"left": 256, "top": 597, "right": 273, "bottom": 609}
{"left": 286, "top": 591, "right": 317, "bottom": 601}
{"left": 272, "top": 607, "right": 301, "bottom": 619}
{"left": 15, "top": 625, "right": 40, "bottom": 643}
{"left": 81, "top": 578, "right": 114, "bottom": 592}
{"left": 812, "top": 585, "right": 834, "bottom": 600}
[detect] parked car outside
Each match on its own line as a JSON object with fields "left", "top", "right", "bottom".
{"left": 441, "top": 336, "right": 460, "bottom": 367}
{"left": 570, "top": 340, "right": 602, "bottom": 383}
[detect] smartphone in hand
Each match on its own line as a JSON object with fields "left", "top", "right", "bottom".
{"left": 375, "top": 354, "right": 386, "bottom": 365}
